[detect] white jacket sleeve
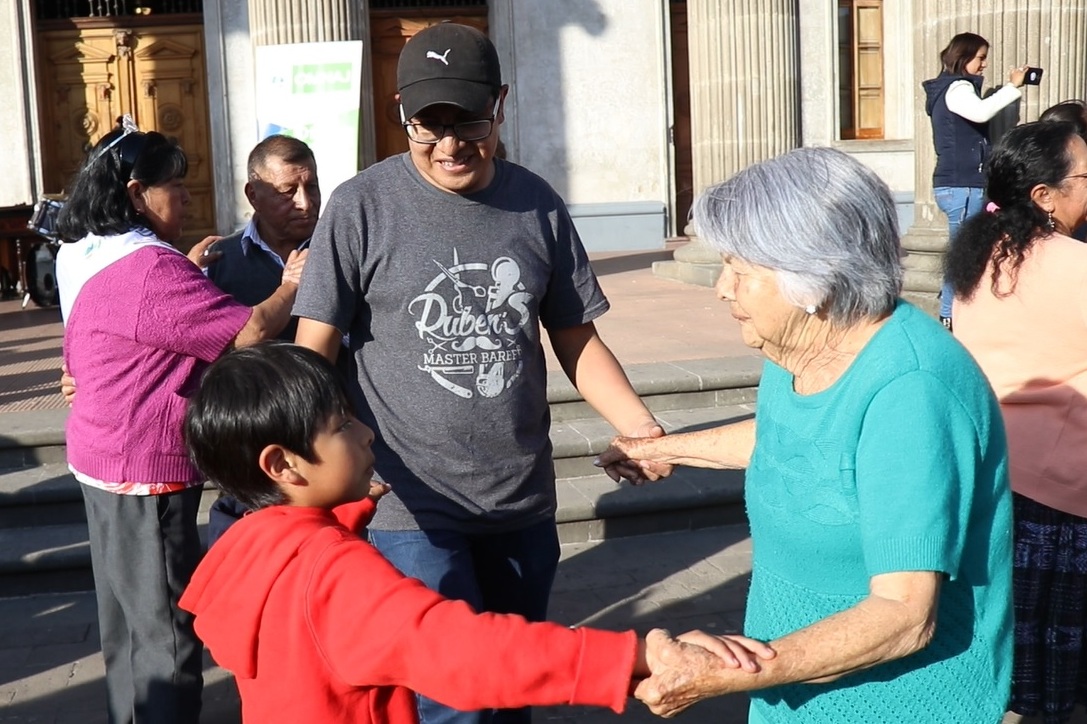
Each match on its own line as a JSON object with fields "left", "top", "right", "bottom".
{"left": 944, "top": 80, "right": 1022, "bottom": 123}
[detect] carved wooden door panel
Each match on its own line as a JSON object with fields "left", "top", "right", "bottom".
{"left": 38, "top": 29, "right": 129, "bottom": 196}
{"left": 129, "top": 26, "right": 214, "bottom": 240}
{"left": 369, "top": 14, "right": 488, "bottom": 162}
{"left": 37, "top": 23, "right": 214, "bottom": 241}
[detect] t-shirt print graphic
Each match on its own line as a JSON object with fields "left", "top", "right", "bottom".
{"left": 409, "top": 250, "right": 532, "bottom": 399}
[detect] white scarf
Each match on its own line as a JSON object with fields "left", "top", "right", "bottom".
{"left": 56, "top": 229, "right": 180, "bottom": 324}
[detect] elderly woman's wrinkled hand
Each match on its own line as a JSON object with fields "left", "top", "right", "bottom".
{"left": 635, "top": 629, "right": 771, "bottom": 718}
{"left": 187, "top": 235, "right": 223, "bottom": 269}
{"left": 594, "top": 434, "right": 673, "bottom": 485}
{"left": 676, "top": 629, "right": 775, "bottom": 673}
{"left": 281, "top": 248, "right": 309, "bottom": 286}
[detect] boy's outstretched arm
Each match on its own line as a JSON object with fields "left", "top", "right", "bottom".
{"left": 309, "top": 541, "right": 769, "bottom": 714}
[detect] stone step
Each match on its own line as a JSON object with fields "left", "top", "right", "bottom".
{"left": 0, "top": 357, "right": 761, "bottom": 470}
{"left": 0, "top": 356, "right": 760, "bottom": 595}
{"left": 0, "top": 404, "right": 755, "bottom": 529}
{"left": 546, "top": 357, "right": 760, "bottom": 422}
{"left": 0, "top": 465, "right": 749, "bottom": 597}
{"left": 0, "top": 409, "right": 68, "bottom": 470}
{"left": 0, "top": 463, "right": 223, "bottom": 529}
{"left": 0, "top": 403, "right": 754, "bottom": 596}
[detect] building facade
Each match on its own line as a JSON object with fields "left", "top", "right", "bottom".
{"left": 2, "top": 1, "right": 1086, "bottom": 306}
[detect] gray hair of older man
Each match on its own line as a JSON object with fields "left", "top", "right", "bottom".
{"left": 693, "top": 146, "right": 903, "bottom": 326}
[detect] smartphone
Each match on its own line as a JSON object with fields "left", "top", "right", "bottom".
{"left": 1024, "top": 67, "right": 1044, "bottom": 85}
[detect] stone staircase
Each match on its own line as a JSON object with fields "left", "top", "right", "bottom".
{"left": 0, "top": 357, "right": 760, "bottom": 596}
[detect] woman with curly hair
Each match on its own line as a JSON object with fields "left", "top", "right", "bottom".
{"left": 949, "top": 120, "right": 1087, "bottom": 723}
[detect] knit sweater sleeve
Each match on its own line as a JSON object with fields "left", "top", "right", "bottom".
{"left": 944, "top": 80, "right": 1021, "bottom": 123}
{"left": 306, "top": 536, "right": 637, "bottom": 714}
{"left": 134, "top": 251, "right": 252, "bottom": 362}
{"left": 855, "top": 371, "right": 982, "bottom": 580}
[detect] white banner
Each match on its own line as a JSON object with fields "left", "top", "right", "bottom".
{"left": 254, "top": 41, "right": 364, "bottom": 193}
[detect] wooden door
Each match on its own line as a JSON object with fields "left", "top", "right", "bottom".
{"left": 670, "top": 1, "right": 693, "bottom": 237}
{"left": 37, "top": 23, "right": 215, "bottom": 242}
{"left": 370, "top": 13, "right": 488, "bottom": 162}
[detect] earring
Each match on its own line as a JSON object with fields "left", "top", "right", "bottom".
{"left": 804, "top": 304, "right": 817, "bottom": 315}
{"left": 1048, "top": 211, "right": 1056, "bottom": 230}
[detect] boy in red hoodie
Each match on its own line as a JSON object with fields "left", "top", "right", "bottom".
{"left": 179, "top": 343, "right": 773, "bottom": 723}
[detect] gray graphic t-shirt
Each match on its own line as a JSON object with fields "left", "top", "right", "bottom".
{"left": 294, "top": 154, "right": 608, "bottom": 533}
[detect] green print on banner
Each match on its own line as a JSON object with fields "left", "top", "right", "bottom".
{"left": 291, "top": 63, "right": 353, "bottom": 94}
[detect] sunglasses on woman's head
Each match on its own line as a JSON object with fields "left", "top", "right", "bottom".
{"left": 95, "top": 114, "right": 149, "bottom": 179}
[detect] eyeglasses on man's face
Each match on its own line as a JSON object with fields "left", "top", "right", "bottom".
{"left": 400, "top": 102, "right": 500, "bottom": 144}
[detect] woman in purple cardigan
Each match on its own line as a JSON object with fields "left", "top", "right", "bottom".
{"left": 54, "top": 118, "right": 306, "bottom": 724}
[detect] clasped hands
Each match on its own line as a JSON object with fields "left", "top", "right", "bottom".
{"left": 637, "top": 628, "right": 774, "bottom": 718}
{"left": 595, "top": 425, "right": 671, "bottom": 486}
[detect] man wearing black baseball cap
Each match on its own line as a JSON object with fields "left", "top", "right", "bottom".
{"left": 294, "top": 24, "right": 664, "bottom": 724}
{"left": 394, "top": 22, "right": 508, "bottom": 196}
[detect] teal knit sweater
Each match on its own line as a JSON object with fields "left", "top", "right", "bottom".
{"left": 745, "top": 302, "right": 1012, "bottom": 723}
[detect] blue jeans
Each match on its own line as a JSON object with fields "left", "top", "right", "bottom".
{"left": 934, "top": 186, "right": 986, "bottom": 318}
{"left": 369, "top": 519, "right": 560, "bottom": 724}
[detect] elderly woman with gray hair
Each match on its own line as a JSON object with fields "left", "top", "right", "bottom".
{"left": 599, "top": 146, "right": 1013, "bottom": 722}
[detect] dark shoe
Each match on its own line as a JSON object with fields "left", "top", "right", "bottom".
{"left": 939, "top": 316, "right": 952, "bottom": 332}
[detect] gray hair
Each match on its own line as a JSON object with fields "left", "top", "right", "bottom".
{"left": 692, "top": 146, "right": 903, "bottom": 326}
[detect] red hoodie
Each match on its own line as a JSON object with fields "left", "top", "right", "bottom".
{"left": 179, "top": 499, "right": 638, "bottom": 723}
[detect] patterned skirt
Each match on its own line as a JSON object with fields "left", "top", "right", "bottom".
{"left": 1010, "top": 492, "right": 1087, "bottom": 724}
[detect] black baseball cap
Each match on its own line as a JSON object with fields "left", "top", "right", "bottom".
{"left": 397, "top": 23, "right": 502, "bottom": 120}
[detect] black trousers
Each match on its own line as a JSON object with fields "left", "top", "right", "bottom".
{"left": 82, "top": 484, "right": 204, "bottom": 724}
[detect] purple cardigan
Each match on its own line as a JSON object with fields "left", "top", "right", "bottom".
{"left": 63, "top": 247, "right": 252, "bottom": 486}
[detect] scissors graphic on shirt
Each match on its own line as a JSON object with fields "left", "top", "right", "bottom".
{"left": 433, "top": 260, "right": 487, "bottom": 314}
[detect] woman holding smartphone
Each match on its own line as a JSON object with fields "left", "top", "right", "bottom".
{"left": 923, "top": 32, "right": 1030, "bottom": 330}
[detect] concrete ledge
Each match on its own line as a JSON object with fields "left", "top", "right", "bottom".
{"left": 546, "top": 356, "right": 762, "bottom": 403}
{"left": 0, "top": 523, "right": 88, "bottom": 574}
{"left": 0, "top": 466, "right": 749, "bottom": 582}
{"left": 552, "top": 404, "right": 754, "bottom": 479}
{"left": 0, "top": 409, "right": 68, "bottom": 446}
{"left": 568, "top": 201, "right": 667, "bottom": 252}
{"left": 903, "top": 269, "right": 941, "bottom": 294}
{"left": 556, "top": 467, "right": 744, "bottom": 525}
{"left": 650, "top": 259, "right": 719, "bottom": 288}
{"left": 0, "top": 462, "right": 73, "bottom": 502}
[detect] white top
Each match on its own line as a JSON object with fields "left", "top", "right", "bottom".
{"left": 944, "top": 80, "right": 1022, "bottom": 124}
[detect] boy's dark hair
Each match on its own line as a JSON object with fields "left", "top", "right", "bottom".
{"left": 57, "top": 129, "right": 188, "bottom": 243}
{"left": 184, "top": 342, "right": 354, "bottom": 510}
{"left": 940, "top": 33, "right": 988, "bottom": 76}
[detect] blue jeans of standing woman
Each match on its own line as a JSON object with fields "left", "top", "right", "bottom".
{"left": 935, "top": 186, "right": 987, "bottom": 319}
{"left": 369, "top": 519, "right": 560, "bottom": 724}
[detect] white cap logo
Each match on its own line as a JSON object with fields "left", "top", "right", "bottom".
{"left": 425, "top": 49, "right": 452, "bottom": 66}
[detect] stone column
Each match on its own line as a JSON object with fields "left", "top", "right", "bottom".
{"left": 654, "top": 0, "right": 801, "bottom": 287}
{"left": 247, "top": 0, "right": 377, "bottom": 167}
{"left": 903, "top": 2, "right": 1087, "bottom": 313}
